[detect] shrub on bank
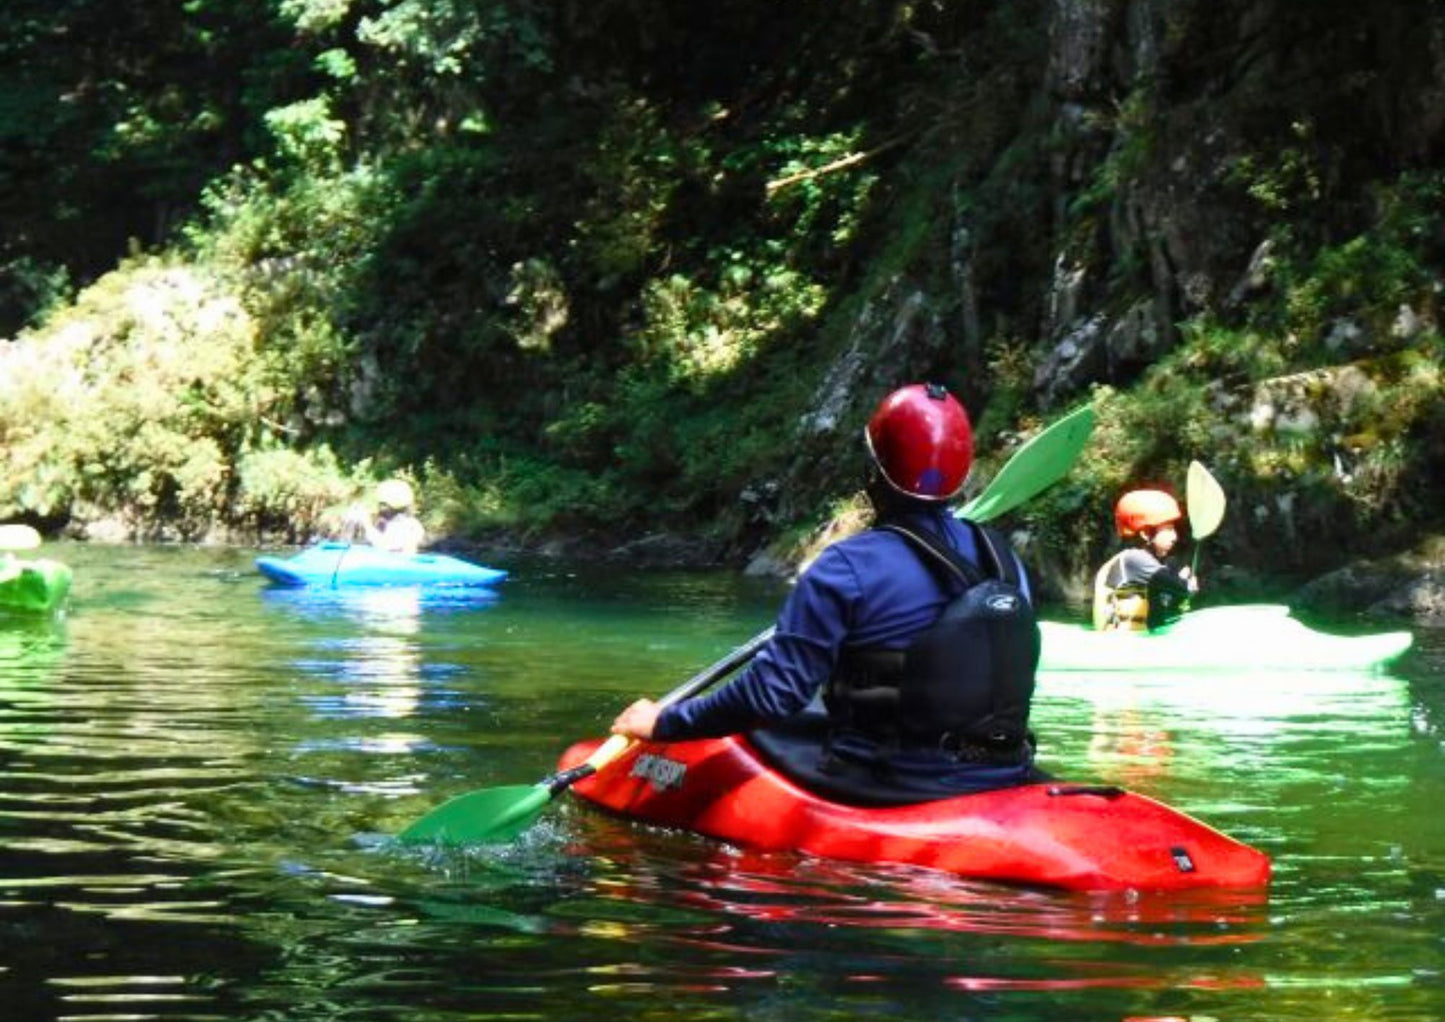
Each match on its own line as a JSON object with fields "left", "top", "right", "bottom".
{"left": 0, "top": 259, "right": 379, "bottom": 540}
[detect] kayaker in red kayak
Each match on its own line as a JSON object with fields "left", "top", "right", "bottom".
{"left": 1092, "top": 489, "right": 1199, "bottom": 631}
{"left": 612, "top": 382, "right": 1048, "bottom": 801}
{"left": 345, "top": 478, "right": 427, "bottom": 555}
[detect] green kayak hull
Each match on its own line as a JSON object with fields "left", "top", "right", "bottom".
{"left": 0, "top": 558, "right": 73, "bottom": 616}
{"left": 1040, "top": 604, "right": 1412, "bottom": 673}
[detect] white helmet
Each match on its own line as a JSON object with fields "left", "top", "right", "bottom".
{"left": 376, "top": 479, "right": 415, "bottom": 511}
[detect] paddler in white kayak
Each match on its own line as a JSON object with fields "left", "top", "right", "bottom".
{"left": 1092, "top": 489, "right": 1199, "bottom": 631}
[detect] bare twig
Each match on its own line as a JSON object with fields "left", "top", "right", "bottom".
{"left": 765, "top": 135, "right": 912, "bottom": 195}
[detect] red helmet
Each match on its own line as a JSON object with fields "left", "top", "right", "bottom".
{"left": 864, "top": 383, "right": 974, "bottom": 501}
{"left": 1114, "top": 489, "right": 1183, "bottom": 538}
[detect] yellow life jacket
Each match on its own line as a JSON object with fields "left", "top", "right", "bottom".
{"left": 1092, "top": 553, "right": 1149, "bottom": 632}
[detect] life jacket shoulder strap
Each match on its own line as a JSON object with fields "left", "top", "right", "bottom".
{"left": 879, "top": 521, "right": 1020, "bottom": 592}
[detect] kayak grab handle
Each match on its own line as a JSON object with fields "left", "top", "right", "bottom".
{"left": 1047, "top": 784, "right": 1125, "bottom": 799}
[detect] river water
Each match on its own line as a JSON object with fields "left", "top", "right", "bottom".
{"left": 1, "top": 543, "right": 1441, "bottom": 1021}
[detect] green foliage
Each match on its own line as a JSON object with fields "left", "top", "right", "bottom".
{"left": 6, "top": 0, "right": 1442, "bottom": 573}
{"left": 280, "top": 0, "right": 356, "bottom": 33}
{"left": 357, "top": 0, "right": 553, "bottom": 78}
{"left": 1065, "top": 164, "right": 1445, "bottom": 559}
{"left": 1274, "top": 174, "right": 1445, "bottom": 349}
{"left": 0, "top": 0, "right": 307, "bottom": 333}
{"left": 0, "top": 258, "right": 377, "bottom": 538}
{"left": 758, "top": 127, "right": 881, "bottom": 247}
{"left": 1067, "top": 89, "right": 1158, "bottom": 219}
{"left": 629, "top": 257, "right": 827, "bottom": 385}
{"left": 0, "top": 260, "right": 253, "bottom": 531}
{"left": 0, "top": 257, "right": 73, "bottom": 332}
{"left": 570, "top": 98, "right": 681, "bottom": 285}
{"left": 264, "top": 97, "right": 348, "bottom": 170}
{"left": 235, "top": 442, "right": 361, "bottom": 538}
{"left": 1225, "top": 119, "right": 1324, "bottom": 215}
{"left": 186, "top": 157, "right": 393, "bottom": 440}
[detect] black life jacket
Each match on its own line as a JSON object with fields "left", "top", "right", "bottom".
{"left": 1093, "top": 549, "right": 1192, "bottom": 631}
{"left": 825, "top": 521, "right": 1040, "bottom": 754}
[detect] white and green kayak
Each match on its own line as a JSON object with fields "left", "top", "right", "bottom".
{"left": 1039, "top": 604, "right": 1413, "bottom": 673}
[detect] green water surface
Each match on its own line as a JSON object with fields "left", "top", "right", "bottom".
{"left": 0, "top": 543, "right": 1441, "bottom": 1021}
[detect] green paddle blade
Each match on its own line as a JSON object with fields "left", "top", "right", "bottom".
{"left": 397, "top": 783, "right": 552, "bottom": 845}
{"left": 1186, "top": 460, "right": 1227, "bottom": 540}
{"left": 0, "top": 524, "right": 42, "bottom": 551}
{"left": 958, "top": 402, "right": 1095, "bottom": 522}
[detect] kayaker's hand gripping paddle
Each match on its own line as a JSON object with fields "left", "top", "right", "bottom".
{"left": 397, "top": 628, "right": 775, "bottom": 844}
{"left": 398, "top": 401, "right": 1096, "bottom": 846}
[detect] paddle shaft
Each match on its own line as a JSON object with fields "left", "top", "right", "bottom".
{"left": 541, "top": 626, "right": 776, "bottom": 795}
{"left": 330, "top": 543, "right": 350, "bottom": 588}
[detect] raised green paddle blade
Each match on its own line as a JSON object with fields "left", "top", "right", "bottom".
{"left": 397, "top": 783, "right": 552, "bottom": 845}
{"left": 1186, "top": 460, "right": 1227, "bottom": 540}
{"left": 958, "top": 403, "right": 1095, "bottom": 522}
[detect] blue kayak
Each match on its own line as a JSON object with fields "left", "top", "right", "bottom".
{"left": 255, "top": 543, "right": 507, "bottom": 588}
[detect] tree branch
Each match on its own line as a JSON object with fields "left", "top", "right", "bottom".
{"left": 765, "top": 135, "right": 911, "bottom": 195}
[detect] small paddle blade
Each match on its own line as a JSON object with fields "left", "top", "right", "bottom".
{"left": 0, "top": 524, "right": 42, "bottom": 551}
{"left": 397, "top": 783, "right": 552, "bottom": 845}
{"left": 958, "top": 403, "right": 1095, "bottom": 522}
{"left": 1186, "top": 461, "right": 1227, "bottom": 540}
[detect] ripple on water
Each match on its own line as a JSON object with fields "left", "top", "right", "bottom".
{"left": 0, "top": 545, "right": 1441, "bottom": 1021}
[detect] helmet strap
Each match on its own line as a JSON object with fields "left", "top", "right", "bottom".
{"left": 868, "top": 475, "right": 936, "bottom": 522}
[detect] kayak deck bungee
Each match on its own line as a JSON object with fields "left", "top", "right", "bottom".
{"left": 1040, "top": 603, "right": 1412, "bottom": 673}
{"left": 558, "top": 734, "right": 1271, "bottom": 892}
{"left": 256, "top": 542, "right": 507, "bottom": 588}
{"left": 0, "top": 558, "right": 73, "bottom": 616}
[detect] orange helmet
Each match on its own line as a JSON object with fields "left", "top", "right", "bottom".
{"left": 1114, "top": 489, "right": 1182, "bottom": 538}
{"left": 864, "top": 383, "right": 974, "bottom": 501}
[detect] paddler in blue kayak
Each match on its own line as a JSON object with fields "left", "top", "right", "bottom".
{"left": 1092, "top": 489, "right": 1198, "bottom": 631}
{"left": 344, "top": 479, "right": 426, "bottom": 555}
{"left": 611, "top": 383, "right": 1047, "bottom": 801}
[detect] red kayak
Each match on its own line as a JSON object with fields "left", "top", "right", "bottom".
{"left": 559, "top": 734, "right": 1271, "bottom": 892}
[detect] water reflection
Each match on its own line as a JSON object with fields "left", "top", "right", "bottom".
{"left": 307, "top": 604, "right": 424, "bottom": 722}
{"left": 377, "top": 815, "right": 1271, "bottom": 1007}
{"left": 623, "top": 851, "right": 1270, "bottom": 947}
{"left": 0, "top": 615, "right": 68, "bottom": 688}
{"left": 1, "top": 545, "right": 1440, "bottom": 1022}
{"left": 267, "top": 585, "right": 505, "bottom": 803}
{"left": 1036, "top": 667, "right": 1414, "bottom": 794}
{"left": 1039, "top": 666, "right": 1410, "bottom": 729}
{"left": 259, "top": 582, "right": 501, "bottom": 621}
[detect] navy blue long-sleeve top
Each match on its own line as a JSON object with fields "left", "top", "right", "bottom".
{"left": 655, "top": 508, "right": 1032, "bottom": 741}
